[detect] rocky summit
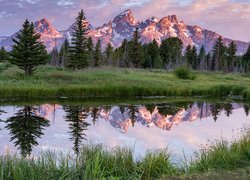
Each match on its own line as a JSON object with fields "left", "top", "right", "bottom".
{"left": 0, "top": 9, "right": 248, "bottom": 54}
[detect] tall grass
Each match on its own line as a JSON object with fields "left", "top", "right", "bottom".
{"left": 0, "top": 128, "right": 249, "bottom": 179}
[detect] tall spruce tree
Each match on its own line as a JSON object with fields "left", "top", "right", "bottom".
{"left": 227, "top": 41, "right": 237, "bottom": 73}
{"left": 242, "top": 44, "right": 250, "bottom": 73}
{"left": 59, "top": 38, "right": 69, "bottom": 67}
{"left": 49, "top": 47, "right": 59, "bottom": 66}
{"left": 94, "top": 39, "right": 101, "bottom": 67}
{"left": 212, "top": 36, "right": 226, "bottom": 71}
{"left": 191, "top": 46, "right": 198, "bottom": 70}
{"left": 0, "top": 47, "right": 9, "bottom": 62}
{"left": 10, "top": 19, "right": 48, "bottom": 75}
{"left": 68, "top": 10, "right": 89, "bottom": 70}
{"left": 147, "top": 39, "right": 162, "bottom": 68}
{"left": 198, "top": 45, "right": 206, "bottom": 70}
{"left": 104, "top": 42, "right": 113, "bottom": 66}
{"left": 160, "top": 37, "right": 183, "bottom": 69}
{"left": 86, "top": 37, "right": 94, "bottom": 65}
{"left": 129, "top": 27, "right": 143, "bottom": 68}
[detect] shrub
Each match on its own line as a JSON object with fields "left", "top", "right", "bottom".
{"left": 173, "top": 66, "right": 196, "bottom": 80}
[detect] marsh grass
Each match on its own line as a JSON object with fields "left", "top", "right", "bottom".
{"left": 0, "top": 64, "right": 250, "bottom": 100}
{"left": 0, "top": 129, "right": 249, "bottom": 179}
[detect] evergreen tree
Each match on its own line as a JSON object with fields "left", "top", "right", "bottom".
{"left": 147, "top": 39, "right": 162, "bottom": 68}
{"left": 212, "top": 36, "right": 226, "bottom": 71}
{"left": 5, "top": 106, "right": 50, "bottom": 157}
{"left": 59, "top": 39, "right": 69, "bottom": 67}
{"left": 94, "top": 39, "right": 101, "bottom": 67}
{"left": 242, "top": 44, "right": 250, "bottom": 73}
{"left": 86, "top": 37, "right": 94, "bottom": 65}
{"left": 185, "top": 44, "right": 192, "bottom": 67}
{"left": 198, "top": 45, "right": 206, "bottom": 70}
{"left": 227, "top": 41, "right": 237, "bottom": 73}
{"left": 10, "top": 19, "right": 48, "bottom": 75}
{"left": 129, "top": 27, "right": 143, "bottom": 68}
{"left": 191, "top": 46, "right": 198, "bottom": 70}
{"left": 49, "top": 47, "right": 59, "bottom": 66}
{"left": 104, "top": 42, "right": 113, "bottom": 66}
{"left": 68, "top": 10, "right": 89, "bottom": 70}
{"left": 0, "top": 47, "right": 9, "bottom": 62}
{"left": 160, "top": 37, "right": 183, "bottom": 69}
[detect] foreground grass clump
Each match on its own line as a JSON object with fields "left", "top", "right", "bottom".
{"left": 0, "top": 145, "right": 177, "bottom": 180}
{"left": 0, "top": 64, "right": 250, "bottom": 100}
{"left": 188, "top": 129, "right": 250, "bottom": 174}
{"left": 0, "top": 130, "right": 250, "bottom": 179}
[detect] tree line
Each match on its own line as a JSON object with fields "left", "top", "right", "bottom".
{"left": 0, "top": 9, "right": 249, "bottom": 75}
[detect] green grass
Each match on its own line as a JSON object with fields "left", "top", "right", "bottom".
{"left": 0, "top": 63, "right": 250, "bottom": 101}
{"left": 0, "top": 129, "right": 249, "bottom": 179}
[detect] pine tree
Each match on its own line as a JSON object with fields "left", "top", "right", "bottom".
{"left": 86, "top": 37, "right": 94, "bottom": 65}
{"left": 104, "top": 42, "right": 113, "bottom": 66}
{"left": 198, "top": 45, "right": 206, "bottom": 70}
{"left": 94, "top": 39, "right": 101, "bottom": 67}
{"left": 129, "top": 27, "right": 143, "bottom": 68}
{"left": 160, "top": 37, "right": 183, "bottom": 69}
{"left": 49, "top": 47, "right": 59, "bottom": 66}
{"left": 68, "top": 10, "right": 89, "bottom": 70}
{"left": 227, "top": 41, "right": 237, "bottom": 73}
{"left": 191, "top": 46, "right": 198, "bottom": 70}
{"left": 10, "top": 19, "right": 48, "bottom": 75}
{"left": 212, "top": 36, "right": 226, "bottom": 71}
{"left": 59, "top": 39, "right": 69, "bottom": 67}
{"left": 242, "top": 44, "right": 250, "bottom": 73}
{"left": 0, "top": 47, "right": 9, "bottom": 62}
{"left": 185, "top": 44, "right": 192, "bottom": 67}
{"left": 147, "top": 39, "right": 162, "bottom": 68}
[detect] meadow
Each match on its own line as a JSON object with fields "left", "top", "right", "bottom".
{"left": 0, "top": 62, "right": 250, "bottom": 101}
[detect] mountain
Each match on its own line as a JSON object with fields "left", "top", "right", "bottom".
{"left": 0, "top": 9, "right": 249, "bottom": 54}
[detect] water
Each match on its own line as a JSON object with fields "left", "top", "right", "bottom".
{"left": 0, "top": 100, "right": 249, "bottom": 159}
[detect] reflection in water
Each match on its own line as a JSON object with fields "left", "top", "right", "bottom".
{"left": 5, "top": 106, "right": 50, "bottom": 157}
{"left": 64, "top": 106, "right": 91, "bottom": 155}
{"left": 0, "top": 102, "right": 249, "bottom": 157}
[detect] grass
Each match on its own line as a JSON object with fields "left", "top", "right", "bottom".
{"left": 0, "top": 129, "right": 249, "bottom": 179}
{"left": 0, "top": 63, "right": 250, "bottom": 101}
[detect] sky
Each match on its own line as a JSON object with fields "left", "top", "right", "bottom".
{"left": 0, "top": 0, "right": 249, "bottom": 42}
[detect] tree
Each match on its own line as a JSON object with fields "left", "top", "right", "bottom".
{"left": 227, "top": 41, "right": 237, "bottom": 73}
{"left": 242, "top": 44, "right": 250, "bottom": 73}
{"left": 212, "top": 36, "right": 226, "bottom": 71}
{"left": 68, "top": 10, "right": 89, "bottom": 70}
{"left": 145, "top": 39, "right": 162, "bottom": 69}
{"left": 10, "top": 19, "right": 48, "bottom": 75}
{"left": 0, "top": 47, "right": 9, "bottom": 62}
{"left": 5, "top": 106, "right": 50, "bottom": 157}
{"left": 198, "top": 45, "right": 206, "bottom": 70}
{"left": 160, "top": 37, "right": 183, "bottom": 69}
{"left": 104, "top": 42, "right": 113, "bottom": 66}
{"left": 129, "top": 27, "right": 143, "bottom": 68}
{"left": 86, "top": 37, "right": 94, "bottom": 65}
{"left": 49, "top": 47, "right": 59, "bottom": 66}
{"left": 94, "top": 39, "right": 101, "bottom": 67}
{"left": 59, "top": 38, "right": 70, "bottom": 67}
{"left": 191, "top": 46, "right": 198, "bottom": 70}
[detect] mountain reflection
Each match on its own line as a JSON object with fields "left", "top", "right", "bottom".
{"left": 0, "top": 102, "right": 249, "bottom": 156}
{"left": 5, "top": 106, "right": 50, "bottom": 157}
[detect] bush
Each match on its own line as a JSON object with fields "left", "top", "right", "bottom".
{"left": 173, "top": 66, "right": 196, "bottom": 80}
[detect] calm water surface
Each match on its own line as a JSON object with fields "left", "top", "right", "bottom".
{"left": 0, "top": 100, "right": 249, "bottom": 159}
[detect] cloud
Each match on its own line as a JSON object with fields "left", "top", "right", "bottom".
{"left": 0, "top": 0, "right": 249, "bottom": 41}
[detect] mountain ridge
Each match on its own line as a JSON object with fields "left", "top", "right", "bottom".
{"left": 0, "top": 9, "right": 249, "bottom": 54}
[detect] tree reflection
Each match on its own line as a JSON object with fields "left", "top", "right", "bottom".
{"left": 5, "top": 106, "right": 50, "bottom": 157}
{"left": 64, "top": 106, "right": 90, "bottom": 155}
{"left": 223, "top": 103, "right": 233, "bottom": 117}
{"left": 244, "top": 104, "right": 249, "bottom": 116}
{"left": 90, "top": 107, "right": 100, "bottom": 125}
{"left": 210, "top": 104, "right": 222, "bottom": 122}
{"left": 128, "top": 105, "right": 138, "bottom": 127}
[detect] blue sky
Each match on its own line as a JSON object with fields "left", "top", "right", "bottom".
{"left": 0, "top": 0, "right": 249, "bottom": 41}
